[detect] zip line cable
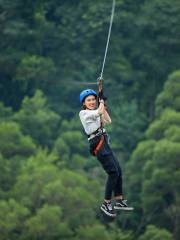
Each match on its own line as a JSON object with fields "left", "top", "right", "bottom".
{"left": 62, "top": 1, "right": 116, "bottom": 87}
{"left": 97, "top": 0, "right": 116, "bottom": 132}
{"left": 99, "top": 0, "right": 116, "bottom": 80}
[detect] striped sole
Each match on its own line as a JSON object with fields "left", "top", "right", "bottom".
{"left": 114, "top": 206, "right": 134, "bottom": 210}
{"left": 100, "top": 206, "right": 116, "bottom": 217}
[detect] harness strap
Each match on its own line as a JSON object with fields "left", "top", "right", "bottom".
{"left": 93, "top": 135, "right": 105, "bottom": 156}
{"left": 87, "top": 128, "right": 100, "bottom": 138}
{"left": 87, "top": 128, "right": 106, "bottom": 140}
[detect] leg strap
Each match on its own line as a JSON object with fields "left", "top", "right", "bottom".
{"left": 93, "top": 135, "right": 105, "bottom": 156}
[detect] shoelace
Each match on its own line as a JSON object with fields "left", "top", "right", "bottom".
{"left": 107, "top": 203, "right": 113, "bottom": 211}
{"left": 122, "top": 199, "right": 128, "bottom": 206}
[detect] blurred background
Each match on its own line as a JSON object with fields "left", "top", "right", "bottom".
{"left": 0, "top": 0, "right": 180, "bottom": 239}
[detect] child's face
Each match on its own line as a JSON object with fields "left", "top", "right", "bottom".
{"left": 84, "top": 95, "right": 97, "bottom": 110}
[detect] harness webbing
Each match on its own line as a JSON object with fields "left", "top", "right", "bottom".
{"left": 99, "top": 0, "right": 116, "bottom": 80}
{"left": 93, "top": 135, "right": 105, "bottom": 156}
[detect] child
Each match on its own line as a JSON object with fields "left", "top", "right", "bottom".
{"left": 79, "top": 89, "right": 133, "bottom": 217}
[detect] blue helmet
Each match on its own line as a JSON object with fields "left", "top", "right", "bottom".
{"left": 79, "top": 89, "right": 97, "bottom": 104}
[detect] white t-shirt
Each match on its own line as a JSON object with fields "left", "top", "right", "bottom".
{"left": 79, "top": 109, "right": 101, "bottom": 135}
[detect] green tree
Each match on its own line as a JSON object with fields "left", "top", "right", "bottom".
{"left": 126, "top": 0, "right": 180, "bottom": 115}
{"left": 0, "top": 199, "right": 29, "bottom": 240}
{"left": 0, "top": 121, "right": 36, "bottom": 159}
{"left": 156, "top": 70, "right": 180, "bottom": 115}
{"left": 53, "top": 130, "right": 87, "bottom": 169}
{"left": 14, "top": 90, "right": 61, "bottom": 147}
{"left": 13, "top": 150, "right": 60, "bottom": 208}
{"left": 25, "top": 204, "right": 71, "bottom": 240}
{"left": 110, "top": 100, "right": 147, "bottom": 160}
{"left": 126, "top": 70, "right": 180, "bottom": 238}
{"left": 76, "top": 223, "right": 132, "bottom": 240}
{"left": 13, "top": 149, "right": 101, "bottom": 233}
{"left": 138, "top": 225, "right": 173, "bottom": 240}
{"left": 0, "top": 108, "right": 36, "bottom": 194}
{"left": 0, "top": 102, "right": 13, "bottom": 120}
{"left": 15, "top": 55, "right": 57, "bottom": 93}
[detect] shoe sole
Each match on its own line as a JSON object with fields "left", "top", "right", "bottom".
{"left": 114, "top": 206, "right": 134, "bottom": 210}
{"left": 100, "top": 206, "right": 116, "bottom": 217}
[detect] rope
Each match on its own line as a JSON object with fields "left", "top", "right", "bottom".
{"left": 98, "top": 0, "right": 116, "bottom": 132}
{"left": 99, "top": 0, "right": 116, "bottom": 80}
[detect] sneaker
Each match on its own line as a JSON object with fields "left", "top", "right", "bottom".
{"left": 114, "top": 199, "right": 134, "bottom": 210}
{"left": 100, "top": 201, "right": 116, "bottom": 217}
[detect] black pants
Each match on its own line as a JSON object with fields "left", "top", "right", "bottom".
{"left": 89, "top": 134, "right": 123, "bottom": 200}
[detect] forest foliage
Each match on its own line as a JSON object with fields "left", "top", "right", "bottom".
{"left": 0, "top": 0, "right": 180, "bottom": 239}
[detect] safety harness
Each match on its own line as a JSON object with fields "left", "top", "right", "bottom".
{"left": 88, "top": 128, "right": 106, "bottom": 156}
{"left": 87, "top": 128, "right": 105, "bottom": 139}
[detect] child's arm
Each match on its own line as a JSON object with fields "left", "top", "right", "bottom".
{"left": 98, "top": 99, "right": 105, "bottom": 115}
{"left": 103, "top": 109, "right": 112, "bottom": 124}
{"left": 98, "top": 99, "right": 112, "bottom": 124}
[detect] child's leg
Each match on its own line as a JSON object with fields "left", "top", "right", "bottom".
{"left": 111, "top": 154, "right": 134, "bottom": 210}
{"left": 97, "top": 153, "right": 120, "bottom": 200}
{"left": 104, "top": 176, "right": 113, "bottom": 201}
{"left": 96, "top": 136, "right": 122, "bottom": 200}
{"left": 114, "top": 175, "right": 123, "bottom": 200}
{"left": 111, "top": 154, "right": 123, "bottom": 199}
